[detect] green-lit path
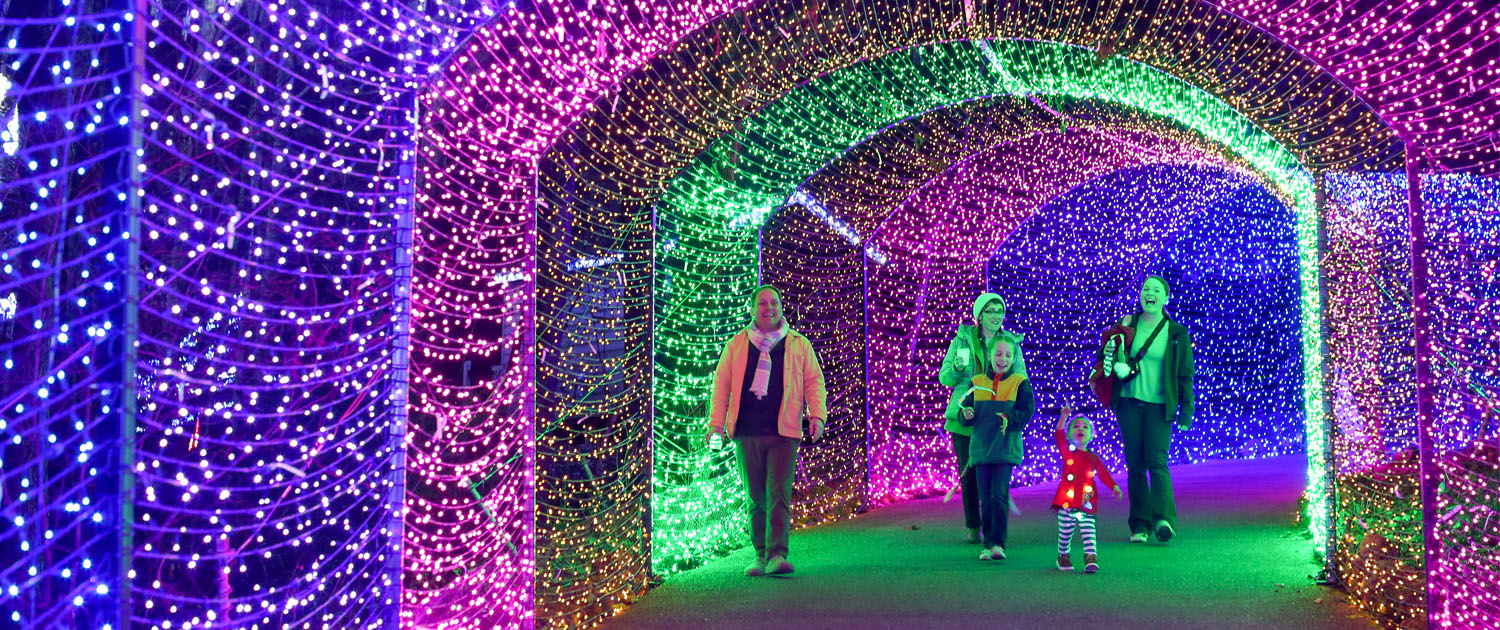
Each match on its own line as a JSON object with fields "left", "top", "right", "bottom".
{"left": 601, "top": 455, "right": 1379, "bottom": 630}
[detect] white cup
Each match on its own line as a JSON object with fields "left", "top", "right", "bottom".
{"left": 956, "top": 347, "right": 971, "bottom": 367}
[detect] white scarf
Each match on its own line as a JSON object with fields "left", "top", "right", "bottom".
{"left": 747, "top": 321, "right": 788, "bottom": 400}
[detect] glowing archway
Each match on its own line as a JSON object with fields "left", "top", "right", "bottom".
{"left": 642, "top": 38, "right": 1323, "bottom": 573}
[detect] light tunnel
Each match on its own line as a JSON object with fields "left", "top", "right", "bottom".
{"left": 527, "top": 35, "right": 1340, "bottom": 588}
{"left": 4, "top": 0, "right": 1499, "bottom": 629}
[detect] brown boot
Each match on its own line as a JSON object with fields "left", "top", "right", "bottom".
{"left": 1084, "top": 553, "right": 1099, "bottom": 574}
{"left": 1056, "top": 553, "right": 1073, "bottom": 571}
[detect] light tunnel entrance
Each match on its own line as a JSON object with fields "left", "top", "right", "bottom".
{"left": 632, "top": 40, "right": 1324, "bottom": 575}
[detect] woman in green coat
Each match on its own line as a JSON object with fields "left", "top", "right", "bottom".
{"left": 1101, "top": 276, "right": 1196, "bottom": 544}
{"left": 938, "top": 292, "right": 1024, "bottom": 543}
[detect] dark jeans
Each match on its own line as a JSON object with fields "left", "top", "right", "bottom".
{"left": 735, "top": 435, "right": 801, "bottom": 560}
{"left": 948, "top": 432, "right": 980, "bottom": 530}
{"left": 974, "top": 463, "right": 1015, "bottom": 548}
{"left": 1115, "top": 397, "right": 1176, "bottom": 534}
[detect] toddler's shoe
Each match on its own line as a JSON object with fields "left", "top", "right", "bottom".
{"left": 1056, "top": 553, "right": 1073, "bottom": 571}
{"left": 1084, "top": 553, "right": 1099, "bottom": 574}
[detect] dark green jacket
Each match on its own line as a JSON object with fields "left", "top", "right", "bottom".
{"left": 939, "top": 325, "right": 1026, "bottom": 436}
{"left": 1104, "top": 313, "right": 1196, "bottom": 429}
{"left": 960, "top": 377, "right": 1034, "bottom": 466}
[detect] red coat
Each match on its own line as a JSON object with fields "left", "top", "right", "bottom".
{"left": 1050, "top": 430, "right": 1119, "bottom": 514}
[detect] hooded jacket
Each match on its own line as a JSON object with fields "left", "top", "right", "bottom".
{"left": 939, "top": 294, "right": 1025, "bottom": 436}
{"left": 958, "top": 372, "right": 1034, "bottom": 466}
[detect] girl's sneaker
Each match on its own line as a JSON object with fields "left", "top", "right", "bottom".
{"left": 989, "top": 545, "right": 1006, "bottom": 560}
{"left": 1129, "top": 532, "right": 1148, "bottom": 543}
{"left": 1084, "top": 553, "right": 1099, "bottom": 573}
{"left": 1056, "top": 554, "right": 1073, "bottom": 571}
{"left": 978, "top": 547, "right": 993, "bottom": 561}
{"left": 1154, "top": 520, "right": 1176, "bottom": 542}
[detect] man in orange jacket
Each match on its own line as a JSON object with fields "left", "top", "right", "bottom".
{"left": 705, "top": 285, "right": 828, "bottom": 577}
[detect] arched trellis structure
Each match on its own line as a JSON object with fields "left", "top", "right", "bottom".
{"left": 811, "top": 112, "right": 1309, "bottom": 497}
{"left": 628, "top": 33, "right": 1332, "bottom": 569}
{"left": 520, "top": 23, "right": 1357, "bottom": 623}
{"left": 3, "top": 1, "right": 1498, "bottom": 630}
{"left": 763, "top": 97, "right": 1291, "bottom": 512}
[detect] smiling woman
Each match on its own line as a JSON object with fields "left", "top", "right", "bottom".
{"left": 1102, "top": 275, "right": 1196, "bottom": 543}
{"left": 704, "top": 284, "right": 828, "bottom": 577}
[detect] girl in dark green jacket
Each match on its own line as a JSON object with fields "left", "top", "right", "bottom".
{"left": 939, "top": 293, "right": 1024, "bottom": 543}
{"left": 958, "top": 337, "right": 1034, "bottom": 560}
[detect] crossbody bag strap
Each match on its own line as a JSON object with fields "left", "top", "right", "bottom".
{"left": 1134, "top": 316, "right": 1168, "bottom": 361}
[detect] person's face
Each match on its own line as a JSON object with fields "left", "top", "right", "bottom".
{"left": 1070, "top": 417, "right": 1094, "bottom": 446}
{"left": 978, "top": 300, "right": 1004, "bottom": 333}
{"left": 753, "top": 288, "right": 783, "bottom": 331}
{"left": 1140, "top": 278, "right": 1169, "bottom": 314}
{"left": 993, "top": 342, "right": 1013, "bottom": 374}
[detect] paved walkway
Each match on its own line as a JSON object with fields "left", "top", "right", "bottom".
{"left": 600, "top": 455, "right": 1380, "bottom": 630}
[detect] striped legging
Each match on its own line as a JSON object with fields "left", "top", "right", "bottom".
{"left": 1057, "top": 509, "right": 1097, "bottom": 554}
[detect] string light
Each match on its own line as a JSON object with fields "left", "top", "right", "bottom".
{"left": 121, "top": 0, "right": 437, "bottom": 623}
{"left": 0, "top": 2, "right": 131, "bottom": 629}
{"left": 1419, "top": 173, "right": 1500, "bottom": 630}
{"left": 1322, "top": 170, "right": 1422, "bottom": 626}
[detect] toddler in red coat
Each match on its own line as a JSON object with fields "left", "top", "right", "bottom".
{"left": 1052, "top": 407, "right": 1122, "bottom": 573}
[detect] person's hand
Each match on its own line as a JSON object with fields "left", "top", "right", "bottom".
{"left": 999, "top": 413, "right": 1009, "bottom": 433}
{"left": 1112, "top": 360, "right": 1131, "bottom": 379}
{"left": 1177, "top": 420, "right": 1189, "bottom": 431}
{"left": 1113, "top": 485, "right": 1123, "bottom": 500}
{"left": 809, "top": 417, "right": 826, "bottom": 442}
{"left": 1059, "top": 406, "right": 1072, "bottom": 430}
{"left": 704, "top": 425, "right": 726, "bottom": 447}
{"left": 961, "top": 408, "right": 975, "bottom": 420}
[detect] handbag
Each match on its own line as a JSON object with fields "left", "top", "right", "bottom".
{"left": 1087, "top": 315, "right": 1166, "bottom": 405}
{"left": 1088, "top": 324, "right": 1132, "bottom": 406}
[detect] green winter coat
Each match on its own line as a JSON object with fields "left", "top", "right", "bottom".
{"left": 939, "top": 324, "right": 1025, "bottom": 436}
